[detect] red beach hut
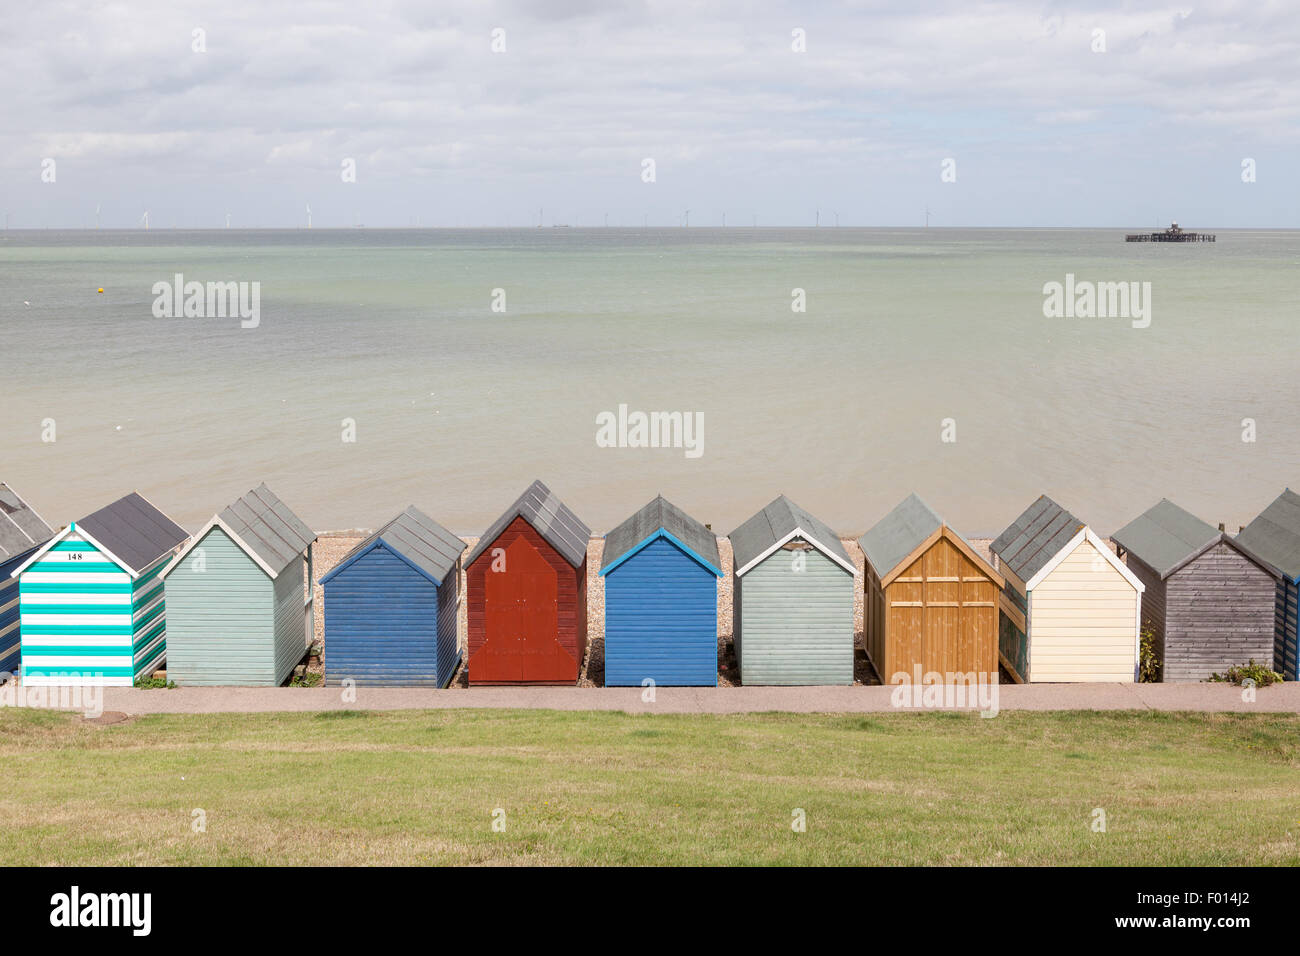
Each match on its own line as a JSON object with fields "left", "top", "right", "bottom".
{"left": 464, "top": 481, "right": 591, "bottom": 685}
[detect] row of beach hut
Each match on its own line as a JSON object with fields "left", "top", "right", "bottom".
{"left": 3, "top": 479, "right": 1299, "bottom": 688}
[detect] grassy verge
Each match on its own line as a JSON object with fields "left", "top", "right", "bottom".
{"left": 0, "top": 708, "right": 1295, "bottom": 865}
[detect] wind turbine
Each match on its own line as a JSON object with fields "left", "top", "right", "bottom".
{"left": 140, "top": 210, "right": 150, "bottom": 231}
{"left": 95, "top": 203, "right": 101, "bottom": 229}
{"left": 682, "top": 209, "right": 690, "bottom": 227}
{"left": 305, "top": 202, "right": 312, "bottom": 230}
{"left": 225, "top": 212, "right": 231, "bottom": 229}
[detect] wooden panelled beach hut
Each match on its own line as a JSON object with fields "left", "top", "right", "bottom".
{"left": 13, "top": 492, "right": 187, "bottom": 686}
{"left": 990, "top": 496, "right": 1143, "bottom": 683}
{"left": 1236, "top": 489, "right": 1300, "bottom": 680}
{"left": 729, "top": 495, "right": 855, "bottom": 685}
{"left": 1112, "top": 499, "right": 1278, "bottom": 682}
{"left": 0, "top": 484, "right": 54, "bottom": 676}
{"left": 600, "top": 495, "right": 721, "bottom": 687}
{"left": 464, "top": 481, "right": 590, "bottom": 685}
{"left": 860, "top": 494, "right": 1003, "bottom": 681}
{"left": 161, "top": 484, "right": 316, "bottom": 686}
{"left": 320, "top": 506, "right": 466, "bottom": 687}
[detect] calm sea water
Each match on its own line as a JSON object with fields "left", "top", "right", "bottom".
{"left": 1, "top": 227, "right": 1296, "bottom": 537}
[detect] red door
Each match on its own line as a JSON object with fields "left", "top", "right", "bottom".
{"left": 473, "top": 536, "right": 567, "bottom": 682}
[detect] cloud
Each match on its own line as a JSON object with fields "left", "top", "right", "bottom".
{"left": 3, "top": 0, "right": 1297, "bottom": 227}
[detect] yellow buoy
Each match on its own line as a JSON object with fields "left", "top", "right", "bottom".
{"left": 97, "top": 287, "right": 104, "bottom": 293}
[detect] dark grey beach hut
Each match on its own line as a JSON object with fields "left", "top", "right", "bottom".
{"left": 729, "top": 495, "right": 856, "bottom": 685}
{"left": 1112, "top": 499, "right": 1279, "bottom": 682}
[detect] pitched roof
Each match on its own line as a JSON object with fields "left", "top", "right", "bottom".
{"left": 464, "top": 480, "right": 590, "bottom": 569}
{"left": 1235, "top": 488, "right": 1300, "bottom": 580}
{"left": 858, "top": 493, "right": 944, "bottom": 576}
{"left": 216, "top": 484, "right": 316, "bottom": 576}
{"left": 1111, "top": 499, "right": 1221, "bottom": 579}
{"left": 0, "top": 483, "right": 54, "bottom": 563}
{"left": 990, "top": 495, "right": 1086, "bottom": 583}
{"left": 729, "top": 495, "right": 853, "bottom": 576}
{"left": 600, "top": 495, "right": 721, "bottom": 575}
{"left": 77, "top": 492, "right": 188, "bottom": 575}
{"left": 323, "top": 506, "right": 466, "bottom": 586}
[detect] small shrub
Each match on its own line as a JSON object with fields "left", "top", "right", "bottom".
{"left": 1137, "top": 626, "right": 1161, "bottom": 683}
{"left": 1208, "top": 660, "right": 1282, "bottom": 687}
{"left": 290, "top": 672, "right": 322, "bottom": 688}
{"left": 133, "top": 675, "right": 176, "bottom": 690}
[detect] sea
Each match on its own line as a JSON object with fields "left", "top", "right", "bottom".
{"left": 1, "top": 227, "right": 1296, "bottom": 537}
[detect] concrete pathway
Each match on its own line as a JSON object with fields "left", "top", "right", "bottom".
{"left": 76, "top": 681, "right": 1300, "bottom": 716}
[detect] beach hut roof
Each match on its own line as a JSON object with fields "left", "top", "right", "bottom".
{"left": 0, "top": 483, "right": 53, "bottom": 561}
{"left": 730, "top": 495, "right": 854, "bottom": 576}
{"left": 1111, "top": 499, "right": 1219, "bottom": 578}
{"left": 600, "top": 495, "right": 721, "bottom": 576}
{"left": 991, "top": 495, "right": 1085, "bottom": 582}
{"left": 78, "top": 492, "right": 188, "bottom": 576}
{"left": 165, "top": 484, "right": 316, "bottom": 579}
{"left": 859, "top": 493, "right": 998, "bottom": 586}
{"left": 1235, "top": 488, "right": 1300, "bottom": 581}
{"left": 1113, "top": 498, "right": 1278, "bottom": 580}
{"left": 322, "top": 506, "right": 466, "bottom": 587}
{"left": 465, "top": 480, "right": 590, "bottom": 569}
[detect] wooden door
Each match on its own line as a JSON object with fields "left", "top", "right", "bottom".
{"left": 473, "top": 536, "right": 563, "bottom": 682}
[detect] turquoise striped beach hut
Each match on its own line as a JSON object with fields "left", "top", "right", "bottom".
{"left": 11, "top": 493, "right": 188, "bottom": 686}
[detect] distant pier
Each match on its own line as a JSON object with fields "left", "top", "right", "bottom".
{"left": 1126, "top": 221, "right": 1215, "bottom": 242}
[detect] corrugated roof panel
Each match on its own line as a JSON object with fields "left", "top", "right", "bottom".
{"left": 0, "top": 483, "right": 54, "bottom": 561}
{"left": 991, "top": 496, "right": 1086, "bottom": 582}
{"left": 77, "top": 492, "right": 188, "bottom": 575}
{"left": 1236, "top": 488, "right": 1300, "bottom": 580}
{"left": 601, "top": 495, "right": 720, "bottom": 573}
{"left": 218, "top": 483, "right": 316, "bottom": 575}
{"left": 1112, "top": 499, "right": 1220, "bottom": 579}
{"left": 465, "top": 480, "right": 591, "bottom": 569}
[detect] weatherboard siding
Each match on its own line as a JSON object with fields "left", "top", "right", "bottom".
{"left": 324, "top": 543, "right": 447, "bottom": 687}
{"left": 271, "top": 554, "right": 307, "bottom": 685}
{"left": 1027, "top": 538, "right": 1138, "bottom": 682}
{"left": 19, "top": 531, "right": 168, "bottom": 686}
{"left": 436, "top": 561, "right": 461, "bottom": 685}
{"left": 165, "top": 527, "right": 274, "bottom": 685}
{"left": 1162, "top": 543, "right": 1275, "bottom": 682}
{"left": 735, "top": 544, "right": 853, "bottom": 686}
{"left": 605, "top": 536, "right": 718, "bottom": 686}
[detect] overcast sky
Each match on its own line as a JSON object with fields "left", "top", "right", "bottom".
{"left": 4, "top": 1, "right": 1297, "bottom": 228}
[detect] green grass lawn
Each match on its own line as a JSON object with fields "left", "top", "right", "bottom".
{"left": 0, "top": 708, "right": 1296, "bottom": 865}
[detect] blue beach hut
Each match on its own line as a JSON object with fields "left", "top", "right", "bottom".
{"left": 320, "top": 506, "right": 466, "bottom": 687}
{"left": 600, "top": 495, "right": 722, "bottom": 686}
{"left": 0, "top": 484, "right": 55, "bottom": 676}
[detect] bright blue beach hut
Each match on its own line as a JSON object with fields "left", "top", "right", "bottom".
{"left": 600, "top": 495, "right": 722, "bottom": 686}
{"left": 320, "top": 506, "right": 466, "bottom": 687}
{"left": 0, "top": 484, "right": 55, "bottom": 676}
